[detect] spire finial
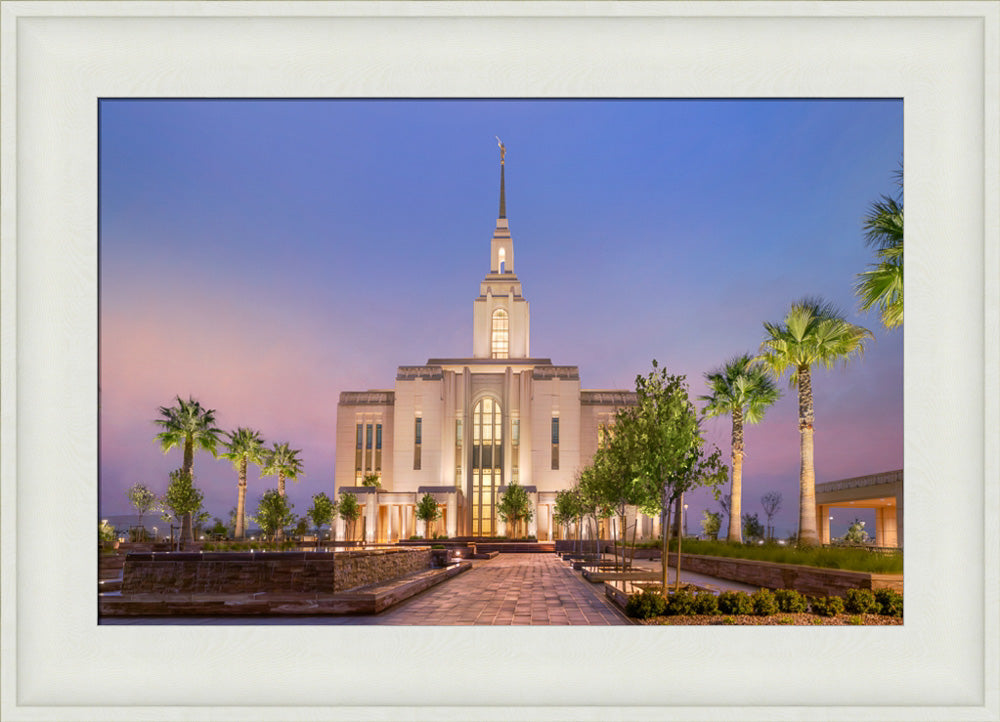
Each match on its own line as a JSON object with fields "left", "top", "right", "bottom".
{"left": 495, "top": 136, "right": 506, "bottom": 218}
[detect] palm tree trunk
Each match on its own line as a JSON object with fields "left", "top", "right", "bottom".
{"left": 235, "top": 457, "right": 247, "bottom": 539}
{"left": 276, "top": 472, "right": 286, "bottom": 541}
{"left": 797, "top": 366, "right": 820, "bottom": 545}
{"left": 182, "top": 438, "right": 195, "bottom": 544}
{"left": 727, "top": 410, "right": 744, "bottom": 543}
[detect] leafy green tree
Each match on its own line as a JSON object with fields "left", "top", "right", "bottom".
{"left": 98, "top": 519, "right": 117, "bottom": 548}
{"left": 338, "top": 492, "right": 362, "bottom": 542}
{"left": 307, "top": 492, "right": 337, "bottom": 546}
{"left": 126, "top": 482, "right": 157, "bottom": 534}
{"left": 856, "top": 168, "right": 903, "bottom": 329}
{"left": 497, "top": 480, "right": 534, "bottom": 539}
{"left": 701, "top": 510, "right": 722, "bottom": 539}
{"left": 159, "top": 468, "right": 204, "bottom": 546}
{"left": 221, "top": 427, "right": 266, "bottom": 540}
{"left": 361, "top": 473, "right": 382, "bottom": 488}
{"left": 261, "top": 442, "right": 304, "bottom": 540}
{"left": 623, "top": 360, "right": 727, "bottom": 590}
{"left": 760, "top": 491, "right": 782, "bottom": 540}
{"left": 842, "top": 518, "right": 870, "bottom": 545}
{"left": 576, "top": 461, "right": 614, "bottom": 555}
{"left": 759, "top": 299, "right": 872, "bottom": 545}
{"left": 553, "top": 487, "right": 585, "bottom": 553}
{"left": 154, "top": 396, "right": 222, "bottom": 543}
{"left": 742, "top": 512, "right": 765, "bottom": 541}
{"left": 701, "top": 354, "right": 780, "bottom": 543}
{"left": 227, "top": 506, "right": 251, "bottom": 537}
{"left": 206, "top": 517, "right": 228, "bottom": 539}
{"left": 583, "top": 426, "right": 647, "bottom": 572}
{"left": 254, "top": 489, "right": 295, "bottom": 542}
{"left": 415, "top": 493, "right": 441, "bottom": 539}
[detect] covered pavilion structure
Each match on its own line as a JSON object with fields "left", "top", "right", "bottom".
{"left": 815, "top": 469, "right": 903, "bottom": 548}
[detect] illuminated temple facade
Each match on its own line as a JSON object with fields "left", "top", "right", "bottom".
{"left": 334, "top": 148, "right": 639, "bottom": 541}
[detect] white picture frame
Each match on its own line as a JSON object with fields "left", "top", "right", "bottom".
{"left": 1, "top": 2, "right": 997, "bottom": 720}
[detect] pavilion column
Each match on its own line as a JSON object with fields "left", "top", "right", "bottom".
{"left": 818, "top": 505, "right": 830, "bottom": 544}
{"left": 652, "top": 512, "right": 660, "bottom": 541}
{"left": 896, "top": 497, "right": 903, "bottom": 549}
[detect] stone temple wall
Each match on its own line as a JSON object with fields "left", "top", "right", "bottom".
{"left": 121, "top": 548, "right": 432, "bottom": 595}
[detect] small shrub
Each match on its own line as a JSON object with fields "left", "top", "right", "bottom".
{"left": 666, "top": 589, "right": 696, "bottom": 616}
{"left": 717, "top": 591, "right": 753, "bottom": 615}
{"left": 693, "top": 592, "right": 719, "bottom": 615}
{"left": 846, "top": 615, "right": 864, "bottom": 625}
{"left": 431, "top": 544, "right": 446, "bottom": 549}
{"left": 625, "top": 589, "right": 667, "bottom": 619}
{"left": 874, "top": 588, "right": 904, "bottom": 617}
{"left": 810, "top": 595, "right": 845, "bottom": 617}
{"left": 844, "top": 589, "right": 878, "bottom": 614}
{"left": 774, "top": 588, "right": 808, "bottom": 613}
{"left": 98, "top": 520, "right": 117, "bottom": 546}
{"left": 750, "top": 588, "right": 779, "bottom": 616}
{"left": 720, "top": 616, "right": 736, "bottom": 625}
{"left": 775, "top": 616, "right": 794, "bottom": 625}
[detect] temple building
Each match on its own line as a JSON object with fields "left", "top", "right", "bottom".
{"left": 334, "top": 143, "right": 638, "bottom": 542}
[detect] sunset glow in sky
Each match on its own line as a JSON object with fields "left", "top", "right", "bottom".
{"left": 99, "top": 99, "right": 902, "bottom": 538}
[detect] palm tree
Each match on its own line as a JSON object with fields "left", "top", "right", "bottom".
{"left": 154, "top": 395, "right": 222, "bottom": 543}
{"left": 856, "top": 170, "right": 903, "bottom": 328}
{"left": 758, "top": 298, "right": 872, "bottom": 545}
{"left": 261, "top": 442, "right": 303, "bottom": 540}
{"left": 221, "top": 427, "right": 266, "bottom": 540}
{"left": 701, "top": 354, "right": 780, "bottom": 544}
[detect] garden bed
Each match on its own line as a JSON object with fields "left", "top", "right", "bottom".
{"left": 636, "top": 612, "right": 902, "bottom": 626}
{"left": 609, "top": 580, "right": 903, "bottom": 625}
{"left": 664, "top": 551, "right": 903, "bottom": 596}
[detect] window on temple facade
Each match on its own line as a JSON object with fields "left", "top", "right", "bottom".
{"left": 551, "top": 416, "right": 560, "bottom": 470}
{"left": 413, "top": 415, "right": 422, "bottom": 470}
{"left": 491, "top": 308, "right": 509, "bottom": 359}
{"left": 355, "top": 423, "right": 363, "bottom": 483}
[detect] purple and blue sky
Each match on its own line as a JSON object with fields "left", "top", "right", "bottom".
{"left": 99, "top": 99, "right": 902, "bottom": 538}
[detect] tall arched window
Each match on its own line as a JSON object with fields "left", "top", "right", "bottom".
{"left": 471, "top": 397, "right": 503, "bottom": 536}
{"left": 498, "top": 247, "right": 506, "bottom": 274}
{"left": 491, "top": 308, "right": 509, "bottom": 359}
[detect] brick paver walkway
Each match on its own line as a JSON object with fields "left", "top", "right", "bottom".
{"left": 99, "top": 554, "right": 631, "bottom": 625}
{"left": 366, "top": 554, "right": 629, "bottom": 625}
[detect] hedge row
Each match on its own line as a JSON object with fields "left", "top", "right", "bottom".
{"left": 625, "top": 587, "right": 903, "bottom": 620}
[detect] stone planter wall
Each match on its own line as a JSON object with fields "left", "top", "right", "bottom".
{"left": 667, "top": 552, "right": 903, "bottom": 596}
{"left": 121, "top": 548, "right": 432, "bottom": 595}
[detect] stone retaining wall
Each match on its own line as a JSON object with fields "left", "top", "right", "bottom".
{"left": 667, "top": 552, "right": 903, "bottom": 596}
{"left": 121, "top": 548, "right": 431, "bottom": 595}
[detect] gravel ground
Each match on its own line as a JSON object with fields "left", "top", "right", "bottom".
{"left": 638, "top": 612, "right": 903, "bottom": 625}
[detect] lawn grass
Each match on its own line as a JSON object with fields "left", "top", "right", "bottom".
{"left": 665, "top": 539, "right": 903, "bottom": 574}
